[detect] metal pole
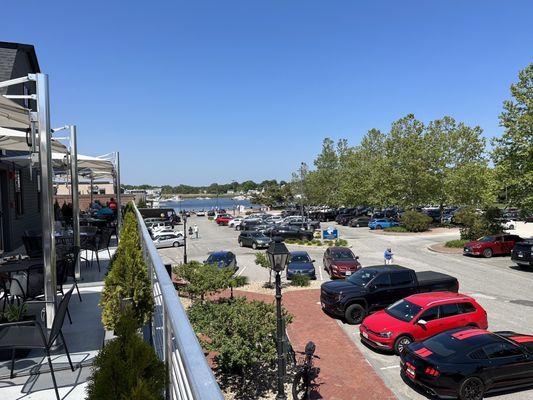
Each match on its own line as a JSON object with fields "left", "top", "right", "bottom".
{"left": 36, "top": 73, "right": 56, "bottom": 328}
{"left": 116, "top": 151, "right": 122, "bottom": 235}
{"left": 275, "top": 271, "right": 286, "bottom": 400}
{"left": 183, "top": 216, "right": 187, "bottom": 264}
{"left": 90, "top": 175, "right": 94, "bottom": 205}
{"left": 70, "top": 125, "right": 81, "bottom": 279}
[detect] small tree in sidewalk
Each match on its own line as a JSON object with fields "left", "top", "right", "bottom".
{"left": 255, "top": 252, "right": 273, "bottom": 288}
{"left": 174, "top": 261, "right": 236, "bottom": 301}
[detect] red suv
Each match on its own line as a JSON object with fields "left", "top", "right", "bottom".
{"left": 323, "top": 247, "right": 361, "bottom": 278}
{"left": 215, "top": 214, "right": 233, "bottom": 226}
{"left": 359, "top": 292, "right": 488, "bottom": 354}
{"left": 463, "top": 234, "right": 523, "bottom": 258}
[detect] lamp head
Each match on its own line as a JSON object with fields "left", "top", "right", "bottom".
{"left": 266, "top": 236, "right": 290, "bottom": 273}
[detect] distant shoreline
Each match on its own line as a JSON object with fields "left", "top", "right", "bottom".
{"left": 161, "top": 193, "right": 245, "bottom": 199}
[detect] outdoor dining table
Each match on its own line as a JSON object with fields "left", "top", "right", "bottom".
{"left": 0, "top": 258, "right": 45, "bottom": 302}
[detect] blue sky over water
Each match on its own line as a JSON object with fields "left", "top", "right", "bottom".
{"left": 1, "top": 1, "right": 532, "bottom": 185}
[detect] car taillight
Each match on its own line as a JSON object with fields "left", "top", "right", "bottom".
{"left": 425, "top": 367, "right": 440, "bottom": 377}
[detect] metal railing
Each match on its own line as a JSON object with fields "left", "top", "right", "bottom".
{"left": 134, "top": 205, "right": 224, "bottom": 400}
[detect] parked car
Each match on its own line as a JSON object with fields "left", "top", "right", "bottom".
{"left": 502, "top": 219, "right": 517, "bottom": 230}
{"left": 335, "top": 208, "right": 357, "bottom": 224}
{"left": 526, "top": 215, "right": 533, "bottom": 223}
{"left": 360, "top": 292, "right": 488, "bottom": 354}
{"left": 238, "top": 231, "right": 271, "bottom": 249}
{"left": 512, "top": 240, "right": 533, "bottom": 268}
{"left": 215, "top": 214, "right": 234, "bottom": 226}
{"left": 152, "top": 228, "right": 183, "bottom": 239}
{"left": 400, "top": 327, "right": 533, "bottom": 400}
{"left": 228, "top": 217, "right": 243, "bottom": 228}
{"left": 152, "top": 233, "right": 184, "bottom": 248}
{"left": 463, "top": 234, "right": 524, "bottom": 258}
{"left": 239, "top": 219, "right": 261, "bottom": 231}
{"left": 287, "top": 251, "right": 316, "bottom": 280}
{"left": 320, "top": 265, "right": 459, "bottom": 324}
{"left": 369, "top": 218, "right": 400, "bottom": 230}
{"left": 196, "top": 210, "right": 206, "bottom": 216}
{"left": 271, "top": 225, "right": 314, "bottom": 241}
{"left": 349, "top": 216, "right": 371, "bottom": 228}
{"left": 204, "top": 251, "right": 237, "bottom": 271}
{"left": 207, "top": 210, "right": 216, "bottom": 217}
{"left": 323, "top": 247, "right": 361, "bottom": 279}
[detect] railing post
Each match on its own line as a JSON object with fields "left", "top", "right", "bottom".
{"left": 70, "top": 125, "right": 81, "bottom": 279}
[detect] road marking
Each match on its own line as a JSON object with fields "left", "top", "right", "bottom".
{"left": 237, "top": 265, "right": 247, "bottom": 277}
{"left": 468, "top": 293, "right": 496, "bottom": 300}
{"left": 380, "top": 365, "right": 400, "bottom": 370}
{"left": 318, "top": 265, "right": 324, "bottom": 281}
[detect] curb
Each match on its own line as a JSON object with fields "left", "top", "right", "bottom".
{"left": 427, "top": 243, "right": 463, "bottom": 254}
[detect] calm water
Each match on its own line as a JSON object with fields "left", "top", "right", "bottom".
{"left": 161, "top": 197, "right": 260, "bottom": 212}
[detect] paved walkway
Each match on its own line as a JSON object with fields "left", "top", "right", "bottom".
{"left": 231, "top": 288, "right": 396, "bottom": 400}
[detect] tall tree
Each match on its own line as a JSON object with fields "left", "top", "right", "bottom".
{"left": 492, "top": 63, "right": 533, "bottom": 211}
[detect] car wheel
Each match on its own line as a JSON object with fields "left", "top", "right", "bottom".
{"left": 482, "top": 248, "right": 493, "bottom": 258}
{"left": 252, "top": 242, "right": 257, "bottom": 250}
{"left": 345, "top": 304, "right": 366, "bottom": 325}
{"left": 509, "top": 224, "right": 515, "bottom": 230}
{"left": 238, "top": 240, "right": 243, "bottom": 247}
{"left": 458, "top": 377, "right": 485, "bottom": 400}
{"left": 356, "top": 223, "right": 360, "bottom": 227}
{"left": 172, "top": 242, "right": 179, "bottom": 247}
{"left": 376, "top": 225, "right": 382, "bottom": 230}
{"left": 394, "top": 335, "right": 412, "bottom": 355}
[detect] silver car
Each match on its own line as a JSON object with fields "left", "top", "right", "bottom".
{"left": 153, "top": 233, "right": 184, "bottom": 248}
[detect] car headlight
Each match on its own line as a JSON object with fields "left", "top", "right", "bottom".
{"left": 378, "top": 331, "right": 393, "bottom": 338}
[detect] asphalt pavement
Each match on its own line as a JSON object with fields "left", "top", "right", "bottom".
{"left": 159, "top": 216, "right": 533, "bottom": 400}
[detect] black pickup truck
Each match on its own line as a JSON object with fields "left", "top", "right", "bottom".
{"left": 320, "top": 265, "right": 459, "bottom": 324}
{"left": 512, "top": 240, "right": 533, "bottom": 268}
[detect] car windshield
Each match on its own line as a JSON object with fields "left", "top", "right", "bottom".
{"left": 477, "top": 236, "right": 495, "bottom": 242}
{"left": 207, "top": 254, "right": 227, "bottom": 263}
{"left": 347, "top": 269, "right": 378, "bottom": 286}
{"left": 385, "top": 300, "right": 423, "bottom": 322}
{"left": 332, "top": 250, "right": 354, "bottom": 260}
{"left": 290, "top": 254, "right": 311, "bottom": 263}
{"left": 251, "top": 232, "right": 267, "bottom": 238}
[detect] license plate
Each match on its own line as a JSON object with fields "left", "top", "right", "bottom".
{"left": 406, "top": 367, "right": 416, "bottom": 379}
{"left": 518, "top": 252, "right": 524, "bottom": 258}
{"left": 345, "top": 271, "right": 352, "bottom": 276}
{"left": 362, "top": 331, "right": 368, "bottom": 339}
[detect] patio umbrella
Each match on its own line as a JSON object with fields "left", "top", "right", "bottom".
{"left": 0, "top": 127, "right": 68, "bottom": 153}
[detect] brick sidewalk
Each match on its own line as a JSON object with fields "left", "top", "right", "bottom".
{"left": 231, "top": 288, "right": 396, "bottom": 400}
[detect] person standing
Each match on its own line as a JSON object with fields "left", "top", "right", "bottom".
{"left": 193, "top": 224, "right": 199, "bottom": 239}
{"left": 384, "top": 248, "right": 393, "bottom": 265}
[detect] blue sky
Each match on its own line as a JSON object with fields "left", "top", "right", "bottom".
{"left": 1, "top": 1, "right": 532, "bottom": 185}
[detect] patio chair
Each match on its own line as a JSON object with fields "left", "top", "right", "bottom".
{"left": 0, "top": 285, "right": 76, "bottom": 400}
{"left": 81, "top": 228, "right": 112, "bottom": 272}
{"left": 22, "top": 233, "right": 43, "bottom": 259}
{"left": 57, "top": 246, "right": 82, "bottom": 302}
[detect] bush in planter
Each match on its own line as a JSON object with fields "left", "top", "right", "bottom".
{"left": 401, "top": 211, "right": 432, "bottom": 232}
{"left": 445, "top": 239, "right": 469, "bottom": 248}
{"left": 86, "top": 307, "right": 166, "bottom": 400}
{"left": 454, "top": 207, "right": 503, "bottom": 241}
{"left": 290, "top": 274, "right": 310, "bottom": 287}
{"left": 174, "top": 261, "right": 236, "bottom": 301}
{"left": 100, "top": 212, "right": 154, "bottom": 331}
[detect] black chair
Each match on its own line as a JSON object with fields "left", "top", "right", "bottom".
{"left": 22, "top": 233, "right": 43, "bottom": 259}
{"left": 81, "top": 228, "right": 112, "bottom": 272}
{"left": 0, "top": 285, "right": 76, "bottom": 400}
{"left": 57, "top": 246, "right": 82, "bottom": 302}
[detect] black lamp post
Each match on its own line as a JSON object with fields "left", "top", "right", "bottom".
{"left": 183, "top": 213, "right": 188, "bottom": 264}
{"left": 266, "top": 237, "right": 290, "bottom": 400}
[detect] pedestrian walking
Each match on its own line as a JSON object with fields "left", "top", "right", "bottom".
{"left": 188, "top": 226, "right": 193, "bottom": 237}
{"left": 193, "top": 224, "right": 199, "bottom": 239}
{"left": 384, "top": 248, "right": 393, "bottom": 265}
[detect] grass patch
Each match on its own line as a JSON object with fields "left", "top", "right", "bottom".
{"left": 335, "top": 239, "right": 348, "bottom": 246}
{"left": 445, "top": 239, "right": 469, "bottom": 248}
{"left": 383, "top": 226, "right": 409, "bottom": 232}
{"left": 290, "top": 274, "right": 310, "bottom": 287}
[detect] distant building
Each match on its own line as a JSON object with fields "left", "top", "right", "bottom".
{"left": 146, "top": 188, "right": 161, "bottom": 197}
{"left": 0, "top": 41, "right": 41, "bottom": 251}
{"left": 55, "top": 181, "right": 115, "bottom": 196}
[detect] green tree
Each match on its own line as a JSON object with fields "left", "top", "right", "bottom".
{"left": 255, "top": 252, "right": 272, "bottom": 286}
{"left": 174, "top": 261, "right": 235, "bottom": 300}
{"left": 492, "top": 63, "right": 533, "bottom": 211}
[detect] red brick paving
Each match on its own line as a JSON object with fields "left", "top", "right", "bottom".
{"left": 228, "top": 289, "right": 397, "bottom": 400}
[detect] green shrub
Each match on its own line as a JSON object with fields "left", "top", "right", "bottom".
{"left": 86, "top": 308, "right": 166, "bottom": 400}
{"left": 445, "top": 239, "right": 469, "bottom": 248}
{"left": 174, "top": 261, "right": 236, "bottom": 300}
{"left": 187, "top": 298, "right": 292, "bottom": 373}
{"left": 384, "top": 226, "right": 409, "bottom": 232}
{"left": 454, "top": 207, "right": 503, "bottom": 240}
{"left": 401, "top": 211, "right": 432, "bottom": 232}
{"left": 100, "top": 211, "right": 154, "bottom": 331}
{"left": 334, "top": 238, "right": 348, "bottom": 246}
{"left": 290, "top": 274, "right": 310, "bottom": 287}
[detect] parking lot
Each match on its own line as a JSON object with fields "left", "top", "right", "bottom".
{"left": 159, "top": 215, "right": 533, "bottom": 400}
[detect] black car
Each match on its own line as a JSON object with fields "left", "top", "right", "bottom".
{"left": 348, "top": 216, "right": 371, "bottom": 227}
{"left": 512, "top": 240, "right": 533, "bottom": 268}
{"left": 238, "top": 231, "right": 271, "bottom": 249}
{"left": 271, "top": 225, "right": 314, "bottom": 241}
{"left": 401, "top": 327, "right": 533, "bottom": 400}
{"left": 204, "top": 251, "right": 237, "bottom": 271}
{"left": 287, "top": 251, "right": 316, "bottom": 280}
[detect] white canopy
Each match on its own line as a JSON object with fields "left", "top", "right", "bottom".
{"left": 0, "top": 127, "right": 68, "bottom": 153}
{"left": 0, "top": 96, "right": 30, "bottom": 129}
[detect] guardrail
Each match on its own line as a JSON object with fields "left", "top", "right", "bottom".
{"left": 134, "top": 205, "right": 224, "bottom": 400}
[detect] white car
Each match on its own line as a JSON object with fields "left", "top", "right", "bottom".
{"left": 229, "top": 217, "right": 243, "bottom": 228}
{"left": 152, "top": 228, "right": 183, "bottom": 239}
{"left": 153, "top": 233, "right": 184, "bottom": 248}
{"left": 196, "top": 210, "right": 206, "bottom": 216}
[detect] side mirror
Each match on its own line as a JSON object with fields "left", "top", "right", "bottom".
{"left": 311, "top": 259, "right": 316, "bottom": 263}
{"left": 355, "top": 256, "right": 359, "bottom": 260}
{"left": 417, "top": 319, "right": 427, "bottom": 326}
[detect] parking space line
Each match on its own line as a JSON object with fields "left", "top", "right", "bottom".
{"left": 237, "top": 265, "right": 247, "bottom": 277}
{"left": 380, "top": 365, "right": 400, "bottom": 370}
{"left": 318, "top": 264, "right": 324, "bottom": 281}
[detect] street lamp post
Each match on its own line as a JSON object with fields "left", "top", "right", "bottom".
{"left": 183, "top": 213, "right": 188, "bottom": 264}
{"left": 266, "top": 238, "right": 290, "bottom": 400}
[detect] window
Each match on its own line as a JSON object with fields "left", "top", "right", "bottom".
{"left": 14, "top": 170, "right": 23, "bottom": 215}
{"left": 419, "top": 306, "right": 439, "bottom": 322}
{"left": 371, "top": 273, "right": 391, "bottom": 289}
{"left": 458, "top": 302, "right": 477, "bottom": 314}
{"left": 391, "top": 271, "right": 413, "bottom": 286}
{"left": 439, "top": 303, "right": 459, "bottom": 318}
{"left": 483, "top": 342, "right": 523, "bottom": 359}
